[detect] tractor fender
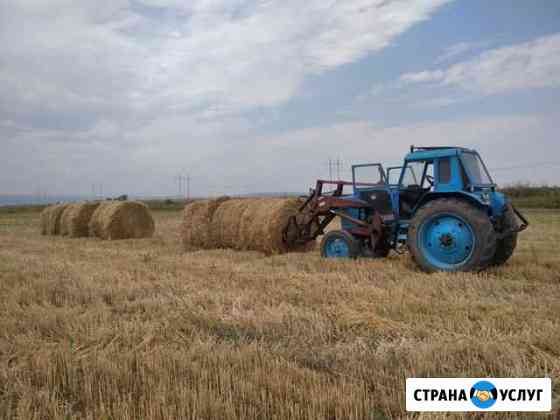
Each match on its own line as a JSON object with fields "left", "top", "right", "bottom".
{"left": 412, "top": 192, "right": 488, "bottom": 216}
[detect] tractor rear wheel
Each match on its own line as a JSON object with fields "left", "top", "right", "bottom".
{"left": 492, "top": 202, "right": 518, "bottom": 266}
{"left": 408, "top": 198, "right": 497, "bottom": 272}
{"left": 320, "top": 230, "right": 361, "bottom": 258}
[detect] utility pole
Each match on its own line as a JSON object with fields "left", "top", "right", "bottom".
{"left": 175, "top": 175, "right": 183, "bottom": 198}
{"left": 176, "top": 174, "right": 191, "bottom": 199}
{"left": 328, "top": 158, "right": 333, "bottom": 181}
{"left": 335, "top": 158, "right": 342, "bottom": 180}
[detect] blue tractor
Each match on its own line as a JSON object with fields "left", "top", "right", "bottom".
{"left": 283, "top": 146, "right": 529, "bottom": 272}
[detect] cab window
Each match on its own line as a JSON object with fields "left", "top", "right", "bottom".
{"left": 401, "top": 161, "right": 422, "bottom": 187}
{"left": 423, "top": 163, "right": 434, "bottom": 189}
{"left": 461, "top": 153, "right": 492, "bottom": 185}
{"left": 401, "top": 161, "right": 433, "bottom": 189}
{"left": 353, "top": 165, "right": 385, "bottom": 188}
{"left": 387, "top": 167, "right": 402, "bottom": 185}
{"left": 438, "top": 158, "right": 451, "bottom": 184}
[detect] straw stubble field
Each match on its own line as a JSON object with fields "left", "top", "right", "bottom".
{"left": 0, "top": 208, "right": 559, "bottom": 419}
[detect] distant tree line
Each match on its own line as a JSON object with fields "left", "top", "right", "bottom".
{"left": 499, "top": 184, "right": 560, "bottom": 209}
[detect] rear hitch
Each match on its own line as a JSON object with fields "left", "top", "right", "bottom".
{"left": 512, "top": 205, "right": 529, "bottom": 232}
{"left": 496, "top": 205, "right": 529, "bottom": 239}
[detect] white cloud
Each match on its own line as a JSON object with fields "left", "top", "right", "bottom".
{"left": 0, "top": 0, "right": 451, "bottom": 120}
{"left": 137, "top": 0, "right": 453, "bottom": 113}
{"left": 401, "top": 33, "right": 560, "bottom": 95}
{"left": 0, "top": 0, "right": 454, "bottom": 195}
{"left": 400, "top": 70, "right": 445, "bottom": 83}
{"left": 3, "top": 110, "right": 559, "bottom": 195}
{"left": 179, "top": 112, "right": 560, "bottom": 193}
{"left": 434, "top": 41, "right": 487, "bottom": 64}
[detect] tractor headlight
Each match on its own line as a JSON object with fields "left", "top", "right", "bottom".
{"left": 480, "top": 192, "right": 490, "bottom": 204}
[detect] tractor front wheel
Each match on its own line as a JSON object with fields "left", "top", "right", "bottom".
{"left": 408, "top": 199, "right": 497, "bottom": 272}
{"left": 373, "top": 239, "right": 391, "bottom": 258}
{"left": 320, "top": 230, "right": 361, "bottom": 258}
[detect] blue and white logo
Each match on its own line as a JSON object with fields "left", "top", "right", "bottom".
{"left": 406, "top": 378, "right": 552, "bottom": 412}
{"left": 470, "top": 380, "right": 498, "bottom": 409}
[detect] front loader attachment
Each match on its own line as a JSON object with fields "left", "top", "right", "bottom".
{"left": 282, "top": 180, "right": 385, "bottom": 251}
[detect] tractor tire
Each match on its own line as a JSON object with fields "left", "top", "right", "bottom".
{"left": 373, "top": 240, "right": 391, "bottom": 258}
{"left": 320, "top": 230, "right": 361, "bottom": 259}
{"left": 491, "top": 202, "right": 518, "bottom": 266}
{"left": 408, "top": 198, "right": 497, "bottom": 273}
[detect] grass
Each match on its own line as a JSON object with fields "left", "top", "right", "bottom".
{"left": 142, "top": 199, "right": 191, "bottom": 212}
{"left": 500, "top": 185, "right": 560, "bottom": 209}
{"left": 0, "top": 208, "right": 558, "bottom": 419}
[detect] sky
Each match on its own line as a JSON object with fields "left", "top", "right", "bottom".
{"left": 1, "top": 0, "right": 560, "bottom": 198}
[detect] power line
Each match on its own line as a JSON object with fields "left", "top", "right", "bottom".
{"left": 491, "top": 161, "right": 560, "bottom": 172}
{"left": 335, "top": 158, "right": 342, "bottom": 180}
{"left": 327, "top": 157, "right": 343, "bottom": 180}
{"left": 175, "top": 175, "right": 183, "bottom": 198}
{"left": 175, "top": 173, "right": 191, "bottom": 199}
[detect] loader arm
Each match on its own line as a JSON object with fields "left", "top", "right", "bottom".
{"left": 282, "top": 180, "right": 385, "bottom": 249}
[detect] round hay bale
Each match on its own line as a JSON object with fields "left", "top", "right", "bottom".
{"left": 61, "top": 202, "right": 101, "bottom": 238}
{"left": 89, "top": 201, "right": 155, "bottom": 240}
{"left": 88, "top": 201, "right": 112, "bottom": 238}
{"left": 211, "top": 199, "right": 253, "bottom": 249}
{"left": 181, "top": 196, "right": 230, "bottom": 250}
{"left": 59, "top": 203, "right": 79, "bottom": 236}
{"left": 255, "top": 198, "right": 315, "bottom": 254}
{"left": 46, "top": 203, "right": 71, "bottom": 235}
{"left": 208, "top": 197, "right": 314, "bottom": 255}
{"left": 40, "top": 205, "right": 53, "bottom": 235}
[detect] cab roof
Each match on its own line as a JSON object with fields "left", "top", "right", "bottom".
{"left": 405, "top": 146, "right": 477, "bottom": 162}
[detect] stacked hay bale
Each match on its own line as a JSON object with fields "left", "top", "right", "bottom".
{"left": 41, "top": 200, "right": 154, "bottom": 240}
{"left": 182, "top": 197, "right": 314, "bottom": 254}
{"left": 60, "top": 202, "right": 101, "bottom": 237}
{"left": 210, "top": 198, "right": 251, "bottom": 249}
{"left": 59, "top": 203, "right": 79, "bottom": 236}
{"left": 43, "top": 203, "right": 71, "bottom": 235}
{"left": 89, "top": 201, "right": 155, "bottom": 240}
{"left": 181, "top": 196, "right": 229, "bottom": 250}
{"left": 40, "top": 206, "right": 52, "bottom": 235}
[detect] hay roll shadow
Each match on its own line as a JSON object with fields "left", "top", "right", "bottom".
{"left": 89, "top": 201, "right": 155, "bottom": 240}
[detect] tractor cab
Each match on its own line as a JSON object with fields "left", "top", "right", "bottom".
{"left": 348, "top": 147, "right": 512, "bottom": 222}
{"left": 397, "top": 146, "right": 500, "bottom": 219}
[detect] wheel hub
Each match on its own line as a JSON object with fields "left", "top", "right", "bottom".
{"left": 325, "top": 238, "right": 350, "bottom": 258}
{"left": 439, "top": 233, "right": 454, "bottom": 248}
{"left": 420, "top": 214, "right": 475, "bottom": 269}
